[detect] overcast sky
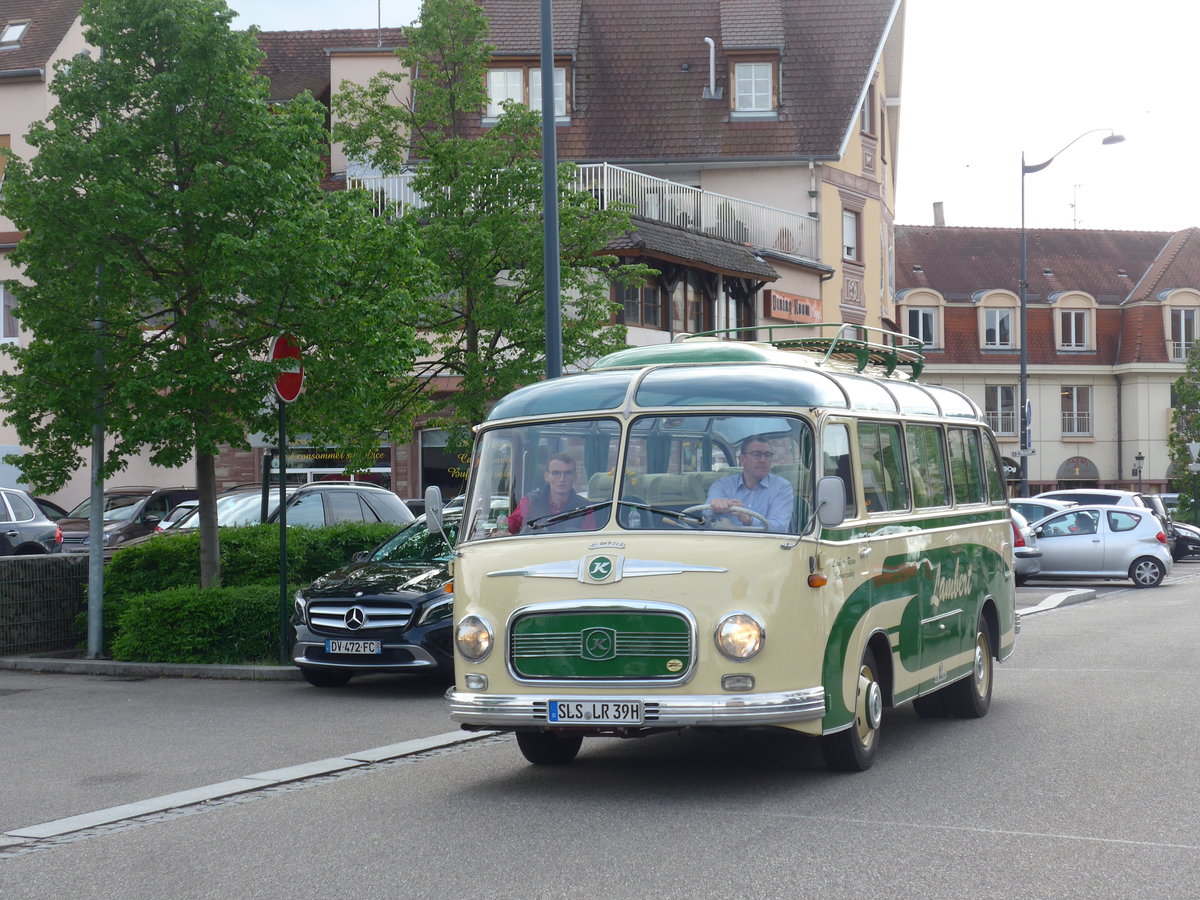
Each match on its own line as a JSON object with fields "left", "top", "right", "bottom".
{"left": 229, "top": 0, "right": 1199, "bottom": 234}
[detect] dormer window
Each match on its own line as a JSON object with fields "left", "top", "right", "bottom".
{"left": 1, "top": 20, "right": 30, "bottom": 47}
{"left": 485, "top": 61, "right": 570, "bottom": 122}
{"left": 729, "top": 53, "right": 778, "bottom": 119}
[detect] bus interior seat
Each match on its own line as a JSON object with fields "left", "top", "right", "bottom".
{"left": 587, "top": 472, "right": 614, "bottom": 501}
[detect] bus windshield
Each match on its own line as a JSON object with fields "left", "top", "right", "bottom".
{"left": 461, "top": 413, "right": 814, "bottom": 541}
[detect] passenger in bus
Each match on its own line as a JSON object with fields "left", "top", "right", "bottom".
{"left": 507, "top": 452, "right": 596, "bottom": 534}
{"left": 706, "top": 436, "right": 794, "bottom": 531}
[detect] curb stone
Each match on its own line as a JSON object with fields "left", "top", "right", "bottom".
{"left": 0, "top": 656, "right": 301, "bottom": 680}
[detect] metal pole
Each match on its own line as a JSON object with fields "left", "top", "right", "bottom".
{"left": 278, "top": 401, "right": 289, "bottom": 665}
{"left": 540, "top": 0, "right": 562, "bottom": 380}
{"left": 1018, "top": 158, "right": 1029, "bottom": 498}
{"left": 86, "top": 276, "right": 105, "bottom": 658}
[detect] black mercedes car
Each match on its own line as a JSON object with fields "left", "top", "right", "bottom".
{"left": 290, "top": 513, "right": 457, "bottom": 687}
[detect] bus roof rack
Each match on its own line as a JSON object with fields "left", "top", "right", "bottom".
{"left": 676, "top": 323, "right": 925, "bottom": 380}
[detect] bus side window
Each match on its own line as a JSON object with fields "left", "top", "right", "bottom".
{"left": 857, "top": 421, "right": 908, "bottom": 514}
{"left": 948, "top": 427, "right": 986, "bottom": 505}
{"left": 823, "top": 423, "right": 857, "bottom": 519}
{"left": 905, "top": 424, "right": 950, "bottom": 508}
{"left": 983, "top": 431, "right": 1007, "bottom": 502}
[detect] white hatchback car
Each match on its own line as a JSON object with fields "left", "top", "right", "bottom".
{"left": 1029, "top": 505, "right": 1172, "bottom": 588}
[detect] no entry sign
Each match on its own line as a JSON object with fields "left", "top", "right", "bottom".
{"left": 270, "top": 334, "right": 304, "bottom": 403}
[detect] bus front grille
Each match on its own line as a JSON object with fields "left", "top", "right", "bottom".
{"left": 509, "top": 610, "right": 693, "bottom": 680}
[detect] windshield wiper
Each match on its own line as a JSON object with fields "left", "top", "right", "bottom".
{"left": 616, "top": 500, "right": 705, "bottom": 526}
{"left": 527, "top": 501, "right": 611, "bottom": 530}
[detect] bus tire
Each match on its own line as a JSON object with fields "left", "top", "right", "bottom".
{"left": 820, "top": 647, "right": 882, "bottom": 772}
{"left": 943, "top": 616, "right": 993, "bottom": 719}
{"left": 516, "top": 730, "right": 583, "bottom": 765}
{"left": 1129, "top": 556, "right": 1165, "bottom": 588}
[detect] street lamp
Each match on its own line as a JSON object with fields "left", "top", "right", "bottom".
{"left": 1134, "top": 450, "right": 1145, "bottom": 493}
{"left": 1018, "top": 129, "right": 1124, "bottom": 497}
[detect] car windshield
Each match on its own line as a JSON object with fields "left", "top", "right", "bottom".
{"left": 176, "top": 490, "right": 291, "bottom": 529}
{"left": 372, "top": 516, "right": 458, "bottom": 563}
{"left": 66, "top": 493, "right": 145, "bottom": 522}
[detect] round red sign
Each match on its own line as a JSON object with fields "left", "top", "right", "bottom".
{"left": 270, "top": 334, "right": 304, "bottom": 403}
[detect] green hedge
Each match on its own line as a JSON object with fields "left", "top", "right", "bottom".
{"left": 111, "top": 583, "right": 283, "bottom": 664}
{"left": 97, "top": 522, "right": 398, "bottom": 661}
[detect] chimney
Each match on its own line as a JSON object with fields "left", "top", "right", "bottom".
{"left": 933, "top": 202, "right": 945, "bottom": 227}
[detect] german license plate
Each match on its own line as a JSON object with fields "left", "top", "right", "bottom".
{"left": 548, "top": 700, "right": 643, "bottom": 724}
{"left": 325, "top": 639, "right": 382, "bottom": 654}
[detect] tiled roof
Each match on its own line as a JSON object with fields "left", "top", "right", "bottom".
{"left": 0, "top": 0, "right": 81, "bottom": 76}
{"left": 720, "top": 0, "right": 784, "bottom": 49}
{"left": 485, "top": 0, "right": 581, "bottom": 54}
{"left": 255, "top": 29, "right": 407, "bottom": 103}
{"left": 477, "top": 0, "right": 898, "bottom": 162}
{"left": 896, "top": 225, "right": 1172, "bottom": 304}
{"left": 1126, "top": 227, "right": 1200, "bottom": 303}
{"left": 607, "top": 217, "right": 778, "bottom": 280}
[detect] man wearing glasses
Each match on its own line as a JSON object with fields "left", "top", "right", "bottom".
{"left": 706, "top": 436, "right": 794, "bottom": 532}
{"left": 507, "top": 452, "right": 595, "bottom": 534}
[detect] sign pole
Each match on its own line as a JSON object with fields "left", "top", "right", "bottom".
{"left": 269, "top": 334, "right": 304, "bottom": 666}
{"left": 278, "top": 399, "right": 289, "bottom": 665}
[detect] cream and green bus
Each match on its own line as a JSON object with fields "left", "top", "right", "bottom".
{"left": 438, "top": 325, "right": 1017, "bottom": 771}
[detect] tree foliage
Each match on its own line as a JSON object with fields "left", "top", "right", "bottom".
{"left": 0, "top": 0, "right": 425, "bottom": 585}
{"left": 334, "top": 0, "right": 652, "bottom": 447}
{"left": 1169, "top": 343, "right": 1200, "bottom": 521}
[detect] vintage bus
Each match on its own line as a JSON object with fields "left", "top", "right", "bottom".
{"left": 438, "top": 325, "right": 1017, "bottom": 771}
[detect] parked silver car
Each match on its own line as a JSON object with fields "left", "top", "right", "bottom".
{"left": 1010, "top": 497, "right": 1075, "bottom": 524}
{"left": 1029, "top": 505, "right": 1172, "bottom": 588}
{"left": 1010, "top": 508, "right": 1042, "bottom": 585}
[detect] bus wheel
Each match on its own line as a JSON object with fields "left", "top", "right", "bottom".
{"left": 516, "top": 730, "right": 583, "bottom": 765}
{"left": 820, "top": 648, "right": 882, "bottom": 772}
{"left": 943, "top": 617, "right": 993, "bottom": 718}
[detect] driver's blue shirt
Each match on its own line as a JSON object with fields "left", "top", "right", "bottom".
{"left": 706, "top": 472, "right": 794, "bottom": 532}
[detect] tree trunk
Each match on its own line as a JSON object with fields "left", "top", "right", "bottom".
{"left": 197, "top": 450, "right": 221, "bottom": 588}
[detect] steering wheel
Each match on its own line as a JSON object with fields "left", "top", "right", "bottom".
{"left": 682, "top": 503, "right": 769, "bottom": 530}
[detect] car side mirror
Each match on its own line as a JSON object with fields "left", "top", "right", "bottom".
{"left": 143, "top": 515, "right": 161, "bottom": 526}
{"left": 351, "top": 550, "right": 369, "bottom": 563}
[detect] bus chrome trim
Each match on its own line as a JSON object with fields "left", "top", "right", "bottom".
{"left": 488, "top": 558, "right": 728, "bottom": 580}
{"left": 448, "top": 687, "right": 827, "bottom": 727}
{"left": 505, "top": 600, "right": 699, "bottom": 687}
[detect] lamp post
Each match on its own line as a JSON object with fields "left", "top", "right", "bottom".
{"left": 1018, "top": 129, "right": 1124, "bottom": 497}
{"left": 1134, "top": 450, "right": 1144, "bottom": 493}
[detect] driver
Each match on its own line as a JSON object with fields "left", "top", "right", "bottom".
{"left": 507, "top": 452, "right": 595, "bottom": 534}
{"left": 706, "top": 436, "right": 794, "bottom": 532}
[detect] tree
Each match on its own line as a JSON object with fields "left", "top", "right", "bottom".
{"left": 333, "top": 0, "right": 652, "bottom": 447}
{"left": 1169, "top": 343, "right": 1200, "bottom": 523}
{"left": 0, "top": 0, "right": 425, "bottom": 587}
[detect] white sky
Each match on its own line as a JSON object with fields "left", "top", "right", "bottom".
{"left": 229, "top": 0, "right": 1199, "bottom": 234}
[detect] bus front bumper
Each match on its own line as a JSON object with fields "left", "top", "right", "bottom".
{"left": 447, "top": 687, "right": 827, "bottom": 728}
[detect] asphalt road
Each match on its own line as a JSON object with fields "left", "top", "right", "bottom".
{"left": 1, "top": 564, "right": 1198, "bottom": 898}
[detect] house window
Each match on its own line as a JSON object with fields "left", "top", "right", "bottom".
{"left": 1060, "top": 309, "right": 1089, "bottom": 350}
{"left": 859, "top": 88, "right": 875, "bottom": 135}
{"left": 1171, "top": 308, "right": 1197, "bottom": 361}
{"left": 528, "top": 67, "right": 567, "bottom": 117}
{"left": 984, "top": 385, "right": 1016, "bottom": 435}
{"left": 616, "top": 281, "right": 663, "bottom": 330}
{"left": 1, "top": 21, "right": 30, "bottom": 46}
{"left": 486, "top": 64, "right": 569, "bottom": 119}
{"left": 1061, "top": 386, "right": 1093, "bottom": 436}
{"left": 984, "top": 308, "right": 1012, "bottom": 348}
{"left": 907, "top": 307, "right": 936, "bottom": 347}
{"left": 0, "top": 282, "right": 17, "bottom": 342}
{"left": 733, "top": 62, "right": 774, "bottom": 112}
{"left": 842, "top": 210, "right": 861, "bottom": 261}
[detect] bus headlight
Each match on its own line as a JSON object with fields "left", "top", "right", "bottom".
{"left": 455, "top": 615, "right": 493, "bottom": 662}
{"left": 715, "top": 613, "right": 765, "bottom": 660}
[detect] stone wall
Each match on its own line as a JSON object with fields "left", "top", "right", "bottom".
{"left": 0, "top": 554, "right": 88, "bottom": 655}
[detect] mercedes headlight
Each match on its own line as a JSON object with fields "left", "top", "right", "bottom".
{"left": 293, "top": 590, "right": 307, "bottom": 623}
{"left": 715, "top": 612, "right": 765, "bottom": 660}
{"left": 455, "top": 614, "right": 493, "bottom": 662}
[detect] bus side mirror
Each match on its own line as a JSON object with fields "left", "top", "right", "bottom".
{"left": 815, "top": 476, "right": 846, "bottom": 528}
{"left": 425, "top": 485, "right": 444, "bottom": 532}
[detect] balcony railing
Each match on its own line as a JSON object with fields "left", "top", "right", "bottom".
{"left": 1170, "top": 339, "right": 1195, "bottom": 361}
{"left": 1062, "top": 412, "right": 1093, "bottom": 436}
{"left": 985, "top": 411, "right": 1016, "bottom": 435}
{"left": 348, "top": 162, "right": 819, "bottom": 260}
